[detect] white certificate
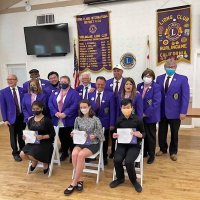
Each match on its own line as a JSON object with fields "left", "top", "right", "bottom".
{"left": 72, "top": 130, "right": 87, "bottom": 145}
{"left": 117, "top": 128, "right": 137, "bottom": 144}
{"left": 23, "top": 130, "right": 36, "bottom": 144}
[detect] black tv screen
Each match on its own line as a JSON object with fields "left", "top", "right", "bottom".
{"left": 24, "top": 23, "right": 70, "bottom": 56}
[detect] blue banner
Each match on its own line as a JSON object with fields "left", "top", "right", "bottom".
{"left": 76, "top": 12, "right": 112, "bottom": 72}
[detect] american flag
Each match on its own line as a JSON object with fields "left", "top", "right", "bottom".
{"left": 73, "top": 41, "right": 80, "bottom": 88}
{"left": 146, "top": 35, "right": 150, "bottom": 69}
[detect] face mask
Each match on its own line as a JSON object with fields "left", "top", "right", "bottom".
{"left": 166, "top": 68, "right": 175, "bottom": 76}
{"left": 30, "top": 86, "right": 37, "bottom": 92}
{"left": 143, "top": 77, "right": 152, "bottom": 85}
{"left": 121, "top": 108, "right": 133, "bottom": 117}
{"left": 32, "top": 110, "right": 42, "bottom": 116}
{"left": 60, "top": 83, "right": 69, "bottom": 89}
{"left": 80, "top": 108, "right": 90, "bottom": 115}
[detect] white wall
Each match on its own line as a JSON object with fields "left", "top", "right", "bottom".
{"left": 0, "top": 0, "right": 200, "bottom": 122}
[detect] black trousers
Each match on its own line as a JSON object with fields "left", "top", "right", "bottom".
{"left": 114, "top": 144, "right": 140, "bottom": 184}
{"left": 143, "top": 122, "right": 156, "bottom": 158}
{"left": 158, "top": 117, "right": 181, "bottom": 155}
{"left": 59, "top": 127, "right": 75, "bottom": 155}
{"left": 8, "top": 114, "right": 25, "bottom": 156}
{"left": 103, "top": 128, "right": 110, "bottom": 159}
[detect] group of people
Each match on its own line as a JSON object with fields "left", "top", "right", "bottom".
{"left": 0, "top": 58, "right": 190, "bottom": 194}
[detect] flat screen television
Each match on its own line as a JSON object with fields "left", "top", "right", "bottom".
{"left": 24, "top": 23, "right": 70, "bottom": 57}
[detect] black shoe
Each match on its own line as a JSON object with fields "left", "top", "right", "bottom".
{"left": 104, "top": 158, "right": 108, "bottom": 165}
{"left": 147, "top": 157, "right": 155, "bottom": 164}
{"left": 60, "top": 153, "right": 68, "bottom": 161}
{"left": 13, "top": 155, "right": 22, "bottom": 162}
{"left": 110, "top": 179, "right": 125, "bottom": 188}
{"left": 43, "top": 165, "right": 49, "bottom": 174}
{"left": 30, "top": 165, "right": 36, "bottom": 172}
{"left": 109, "top": 153, "right": 114, "bottom": 159}
{"left": 64, "top": 185, "right": 77, "bottom": 195}
{"left": 133, "top": 181, "right": 142, "bottom": 193}
{"left": 77, "top": 181, "right": 83, "bottom": 192}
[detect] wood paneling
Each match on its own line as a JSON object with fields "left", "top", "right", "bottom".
{"left": 0, "top": 124, "right": 200, "bottom": 200}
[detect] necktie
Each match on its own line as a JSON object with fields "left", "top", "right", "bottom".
{"left": 12, "top": 88, "right": 20, "bottom": 116}
{"left": 84, "top": 87, "right": 88, "bottom": 99}
{"left": 95, "top": 92, "right": 101, "bottom": 114}
{"left": 58, "top": 91, "right": 66, "bottom": 112}
{"left": 114, "top": 81, "right": 119, "bottom": 96}
{"left": 165, "top": 76, "right": 171, "bottom": 93}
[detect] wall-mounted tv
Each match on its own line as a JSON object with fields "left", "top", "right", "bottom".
{"left": 24, "top": 23, "right": 70, "bottom": 57}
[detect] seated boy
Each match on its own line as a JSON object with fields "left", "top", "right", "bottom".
{"left": 109, "top": 99, "right": 145, "bottom": 192}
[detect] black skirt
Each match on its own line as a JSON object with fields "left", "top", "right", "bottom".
{"left": 22, "top": 143, "right": 53, "bottom": 164}
{"left": 76, "top": 143, "right": 100, "bottom": 154}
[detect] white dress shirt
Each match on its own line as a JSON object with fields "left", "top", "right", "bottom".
{"left": 10, "top": 87, "right": 21, "bottom": 112}
{"left": 113, "top": 78, "right": 123, "bottom": 92}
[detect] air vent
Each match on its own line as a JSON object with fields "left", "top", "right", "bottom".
{"left": 36, "top": 14, "right": 55, "bottom": 25}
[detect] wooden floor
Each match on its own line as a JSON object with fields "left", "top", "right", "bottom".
{"left": 0, "top": 125, "right": 200, "bottom": 200}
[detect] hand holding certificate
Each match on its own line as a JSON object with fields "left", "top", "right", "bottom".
{"left": 23, "top": 130, "right": 37, "bottom": 144}
{"left": 117, "top": 128, "right": 137, "bottom": 144}
{"left": 72, "top": 130, "right": 92, "bottom": 145}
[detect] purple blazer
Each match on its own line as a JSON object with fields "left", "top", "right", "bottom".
{"left": 75, "top": 83, "right": 96, "bottom": 99}
{"left": 0, "top": 86, "right": 24, "bottom": 124}
{"left": 156, "top": 73, "right": 190, "bottom": 119}
{"left": 137, "top": 81, "right": 161, "bottom": 123}
{"left": 88, "top": 90, "right": 115, "bottom": 129}
{"left": 105, "top": 77, "right": 125, "bottom": 94}
{"left": 22, "top": 93, "right": 48, "bottom": 122}
{"left": 23, "top": 79, "right": 50, "bottom": 93}
{"left": 43, "top": 84, "right": 60, "bottom": 98}
{"left": 117, "top": 92, "right": 143, "bottom": 119}
{"left": 48, "top": 88, "right": 80, "bottom": 127}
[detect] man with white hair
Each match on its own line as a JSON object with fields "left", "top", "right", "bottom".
{"left": 0, "top": 74, "right": 26, "bottom": 161}
{"left": 75, "top": 72, "right": 96, "bottom": 100}
{"left": 156, "top": 59, "right": 190, "bottom": 161}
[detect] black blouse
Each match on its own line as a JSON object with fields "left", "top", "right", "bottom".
{"left": 28, "top": 116, "right": 55, "bottom": 143}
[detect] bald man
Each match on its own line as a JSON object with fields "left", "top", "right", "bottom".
{"left": 0, "top": 74, "right": 26, "bottom": 161}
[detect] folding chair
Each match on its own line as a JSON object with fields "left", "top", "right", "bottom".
{"left": 27, "top": 126, "right": 61, "bottom": 177}
{"left": 112, "top": 139, "right": 144, "bottom": 186}
{"left": 72, "top": 128, "right": 104, "bottom": 184}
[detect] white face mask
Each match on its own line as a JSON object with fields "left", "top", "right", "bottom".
{"left": 80, "top": 108, "right": 90, "bottom": 115}
{"left": 143, "top": 77, "right": 152, "bottom": 85}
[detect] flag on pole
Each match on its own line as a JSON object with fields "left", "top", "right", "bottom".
{"left": 73, "top": 40, "right": 80, "bottom": 88}
{"left": 146, "top": 35, "right": 150, "bottom": 69}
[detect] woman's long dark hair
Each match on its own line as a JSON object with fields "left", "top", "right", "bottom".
{"left": 121, "top": 77, "right": 136, "bottom": 100}
{"left": 78, "top": 99, "right": 95, "bottom": 118}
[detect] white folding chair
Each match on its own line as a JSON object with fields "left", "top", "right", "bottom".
{"left": 27, "top": 126, "right": 61, "bottom": 177}
{"left": 112, "top": 139, "right": 144, "bottom": 186}
{"left": 72, "top": 128, "right": 104, "bottom": 184}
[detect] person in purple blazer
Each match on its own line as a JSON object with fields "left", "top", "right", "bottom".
{"left": 22, "top": 79, "right": 48, "bottom": 123}
{"left": 137, "top": 69, "right": 161, "bottom": 164}
{"left": 23, "top": 69, "right": 50, "bottom": 93}
{"left": 48, "top": 75, "right": 81, "bottom": 161}
{"left": 156, "top": 59, "right": 190, "bottom": 161}
{"left": 0, "top": 74, "right": 26, "bottom": 161}
{"left": 44, "top": 71, "right": 60, "bottom": 98}
{"left": 75, "top": 72, "right": 96, "bottom": 100}
{"left": 105, "top": 64, "right": 125, "bottom": 158}
{"left": 88, "top": 76, "right": 115, "bottom": 165}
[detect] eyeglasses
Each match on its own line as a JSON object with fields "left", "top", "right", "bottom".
{"left": 7, "top": 79, "right": 17, "bottom": 81}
